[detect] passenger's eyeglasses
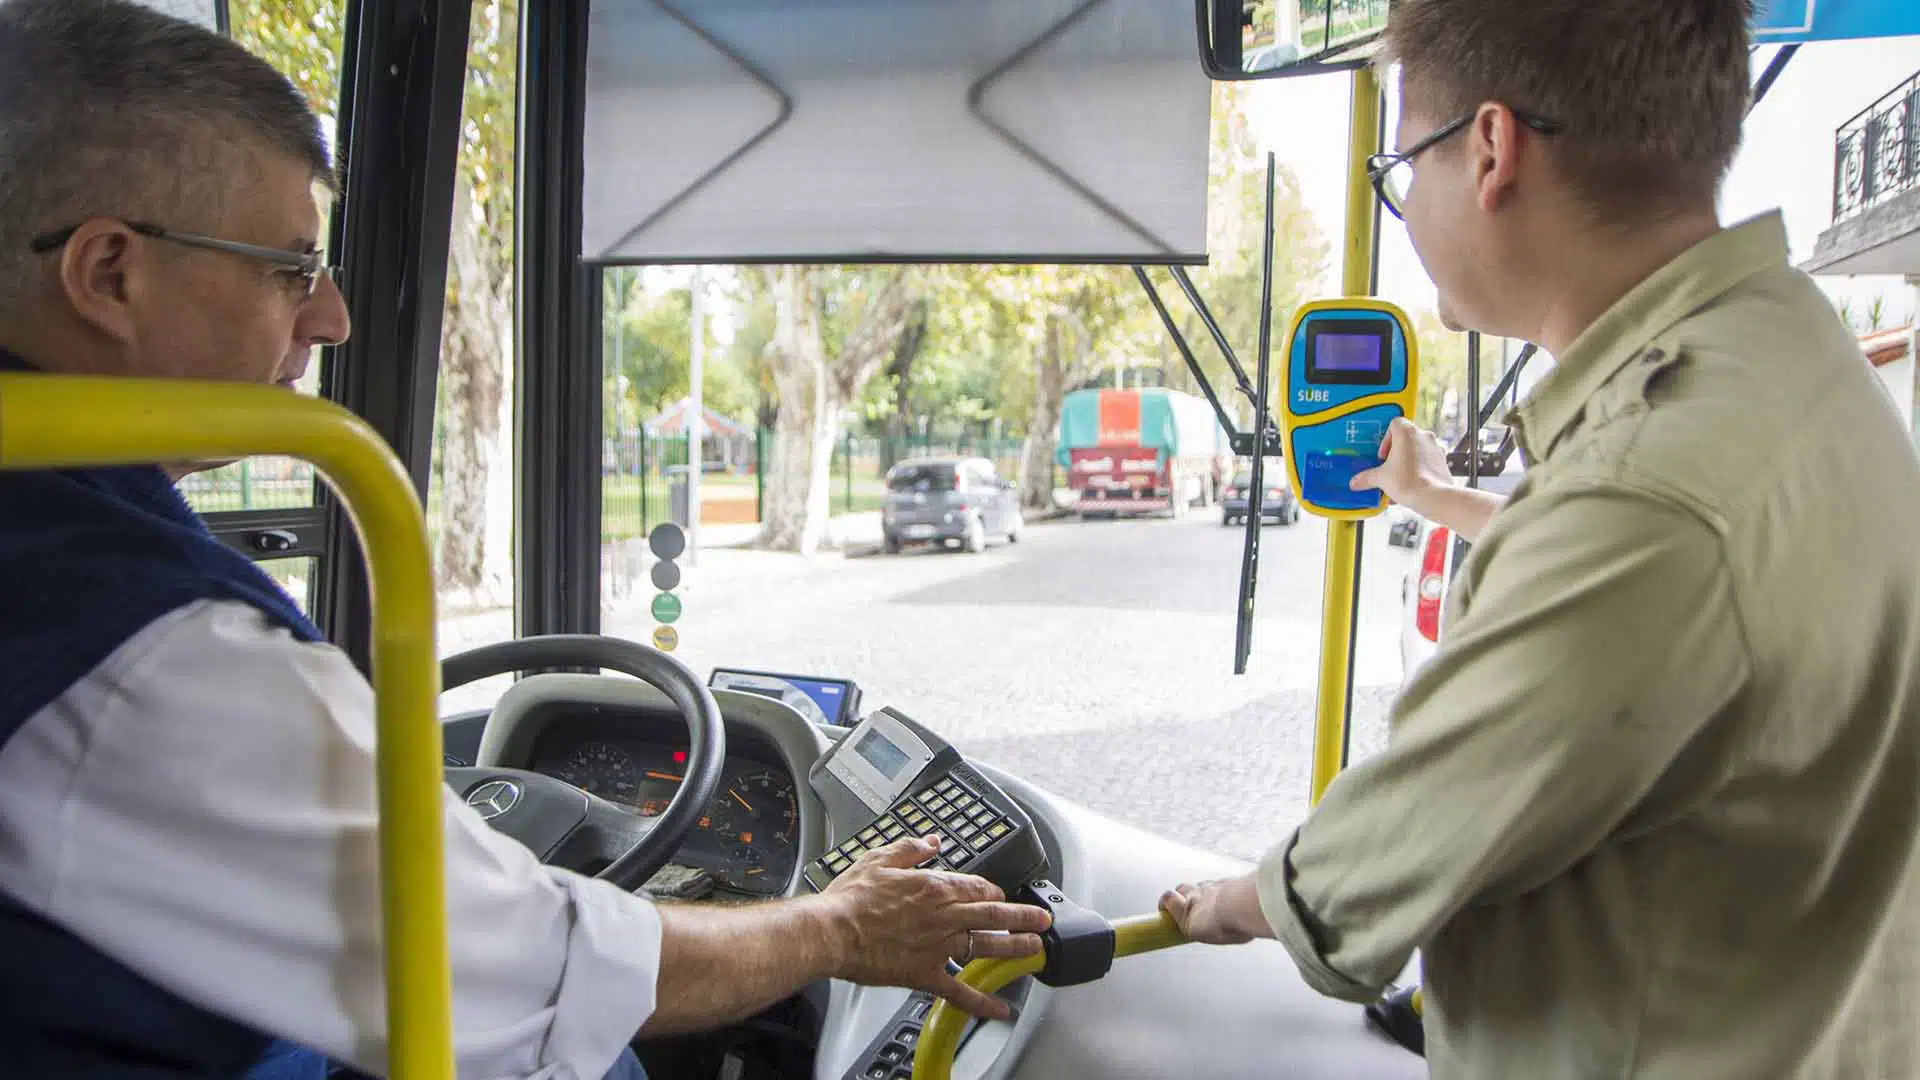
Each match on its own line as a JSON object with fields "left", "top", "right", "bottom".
{"left": 1366, "top": 109, "right": 1565, "bottom": 221}
{"left": 29, "top": 218, "right": 337, "bottom": 295}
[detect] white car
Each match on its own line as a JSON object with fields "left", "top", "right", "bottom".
{"left": 1399, "top": 517, "right": 1455, "bottom": 681}
{"left": 1398, "top": 472, "right": 1523, "bottom": 682}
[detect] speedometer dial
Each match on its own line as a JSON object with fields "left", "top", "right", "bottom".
{"left": 706, "top": 770, "right": 799, "bottom": 896}
{"left": 556, "top": 741, "right": 640, "bottom": 807}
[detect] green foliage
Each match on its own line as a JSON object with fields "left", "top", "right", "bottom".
{"left": 1157, "top": 81, "right": 1329, "bottom": 427}
{"left": 603, "top": 273, "right": 692, "bottom": 432}
{"left": 1411, "top": 311, "right": 1467, "bottom": 433}
{"left": 230, "top": 1, "right": 346, "bottom": 122}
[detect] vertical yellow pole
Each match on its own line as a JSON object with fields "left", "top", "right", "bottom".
{"left": 0, "top": 376, "right": 454, "bottom": 1078}
{"left": 1310, "top": 65, "right": 1383, "bottom": 806}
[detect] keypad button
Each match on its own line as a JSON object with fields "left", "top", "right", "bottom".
{"left": 880, "top": 819, "right": 906, "bottom": 840}
{"left": 857, "top": 825, "right": 884, "bottom": 844}
{"left": 935, "top": 778, "right": 958, "bottom": 796}
{"left": 968, "top": 805, "right": 994, "bottom": 825}
{"left": 957, "top": 822, "right": 981, "bottom": 842}
{"left": 986, "top": 820, "right": 1012, "bottom": 840}
{"left": 825, "top": 853, "right": 851, "bottom": 872}
{"left": 945, "top": 849, "right": 974, "bottom": 869}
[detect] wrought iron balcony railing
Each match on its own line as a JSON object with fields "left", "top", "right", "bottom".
{"left": 1834, "top": 69, "right": 1920, "bottom": 223}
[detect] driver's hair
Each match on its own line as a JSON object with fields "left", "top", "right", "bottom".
{"left": 1380, "top": 0, "right": 1754, "bottom": 218}
{"left": 0, "top": 0, "right": 335, "bottom": 320}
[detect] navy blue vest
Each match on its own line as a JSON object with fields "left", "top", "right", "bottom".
{"left": 0, "top": 349, "right": 334, "bottom": 1078}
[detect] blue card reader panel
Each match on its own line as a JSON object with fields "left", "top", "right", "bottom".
{"left": 1290, "top": 403, "right": 1400, "bottom": 513}
{"left": 1280, "top": 301, "right": 1418, "bottom": 520}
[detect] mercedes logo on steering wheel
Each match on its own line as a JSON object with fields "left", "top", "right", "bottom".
{"left": 466, "top": 779, "right": 522, "bottom": 820}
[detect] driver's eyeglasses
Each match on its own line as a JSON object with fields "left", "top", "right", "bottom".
{"left": 28, "top": 219, "right": 337, "bottom": 295}
{"left": 1366, "top": 109, "right": 1565, "bottom": 221}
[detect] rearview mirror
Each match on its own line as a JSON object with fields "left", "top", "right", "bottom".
{"left": 1196, "top": 0, "right": 1391, "bottom": 81}
{"left": 130, "top": 0, "right": 230, "bottom": 34}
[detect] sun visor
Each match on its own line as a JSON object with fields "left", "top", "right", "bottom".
{"left": 582, "top": 0, "right": 1212, "bottom": 265}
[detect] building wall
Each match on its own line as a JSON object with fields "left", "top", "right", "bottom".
{"left": 1872, "top": 352, "right": 1916, "bottom": 432}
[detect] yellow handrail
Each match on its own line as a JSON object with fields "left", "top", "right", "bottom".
{"left": 912, "top": 912, "right": 1188, "bottom": 1079}
{"left": 0, "top": 373, "right": 452, "bottom": 1079}
{"left": 1309, "top": 64, "right": 1386, "bottom": 806}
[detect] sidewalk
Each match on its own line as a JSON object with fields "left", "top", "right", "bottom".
{"left": 688, "top": 511, "right": 884, "bottom": 550}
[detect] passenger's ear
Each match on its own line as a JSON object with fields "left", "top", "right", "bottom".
{"left": 1471, "top": 103, "right": 1524, "bottom": 214}
{"left": 57, "top": 220, "right": 144, "bottom": 348}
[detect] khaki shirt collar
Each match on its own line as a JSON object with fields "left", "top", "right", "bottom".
{"left": 1510, "top": 211, "right": 1791, "bottom": 460}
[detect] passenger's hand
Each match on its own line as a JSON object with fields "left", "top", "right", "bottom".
{"left": 1347, "top": 417, "right": 1453, "bottom": 512}
{"left": 820, "top": 836, "right": 1052, "bottom": 1020}
{"left": 1159, "top": 877, "right": 1269, "bottom": 946}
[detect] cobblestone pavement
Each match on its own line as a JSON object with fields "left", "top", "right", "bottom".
{"left": 442, "top": 511, "right": 1420, "bottom": 863}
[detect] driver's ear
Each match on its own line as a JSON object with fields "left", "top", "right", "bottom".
{"left": 1470, "top": 103, "right": 1522, "bottom": 214}
{"left": 57, "top": 222, "right": 145, "bottom": 350}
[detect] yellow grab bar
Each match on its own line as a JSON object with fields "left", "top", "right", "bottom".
{"left": 913, "top": 912, "right": 1188, "bottom": 1080}
{"left": 0, "top": 374, "right": 452, "bottom": 1079}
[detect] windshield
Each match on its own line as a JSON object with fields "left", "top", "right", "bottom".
{"left": 210, "top": 8, "right": 1550, "bottom": 859}
{"left": 887, "top": 464, "right": 958, "bottom": 493}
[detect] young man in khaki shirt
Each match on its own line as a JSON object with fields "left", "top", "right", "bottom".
{"left": 1160, "top": 2, "right": 1919, "bottom": 1076}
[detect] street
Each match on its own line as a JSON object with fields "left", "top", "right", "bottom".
{"left": 443, "top": 511, "right": 1420, "bottom": 863}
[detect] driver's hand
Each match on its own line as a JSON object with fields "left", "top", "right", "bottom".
{"left": 1347, "top": 417, "right": 1454, "bottom": 512}
{"left": 820, "top": 835, "right": 1051, "bottom": 1020}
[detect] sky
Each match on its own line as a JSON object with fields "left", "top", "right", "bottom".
{"left": 1242, "top": 36, "right": 1920, "bottom": 331}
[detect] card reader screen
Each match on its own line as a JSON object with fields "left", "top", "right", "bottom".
{"left": 855, "top": 729, "right": 912, "bottom": 779}
{"left": 1317, "top": 333, "right": 1383, "bottom": 372}
{"left": 1306, "top": 319, "right": 1393, "bottom": 386}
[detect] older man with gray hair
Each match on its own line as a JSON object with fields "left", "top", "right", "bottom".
{"left": 0, "top": 2, "right": 1049, "bottom": 1078}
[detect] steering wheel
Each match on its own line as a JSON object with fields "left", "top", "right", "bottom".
{"left": 440, "top": 636, "right": 726, "bottom": 891}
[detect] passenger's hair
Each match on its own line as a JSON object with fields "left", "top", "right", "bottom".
{"left": 1380, "top": 0, "right": 1753, "bottom": 215}
{"left": 0, "top": 0, "right": 334, "bottom": 316}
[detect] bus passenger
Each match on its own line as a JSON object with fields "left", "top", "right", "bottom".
{"left": 1163, "top": 2, "right": 1919, "bottom": 1077}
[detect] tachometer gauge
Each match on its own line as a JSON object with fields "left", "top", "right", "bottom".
{"left": 557, "top": 742, "right": 640, "bottom": 807}
{"left": 706, "top": 770, "right": 800, "bottom": 896}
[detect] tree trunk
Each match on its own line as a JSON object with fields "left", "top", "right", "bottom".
{"left": 759, "top": 268, "right": 917, "bottom": 553}
{"left": 1018, "top": 313, "right": 1071, "bottom": 509}
{"left": 435, "top": 179, "right": 511, "bottom": 608}
{"left": 760, "top": 269, "right": 824, "bottom": 551}
{"left": 883, "top": 302, "right": 928, "bottom": 471}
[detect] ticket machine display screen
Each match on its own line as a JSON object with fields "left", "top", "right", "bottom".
{"left": 1306, "top": 320, "right": 1392, "bottom": 385}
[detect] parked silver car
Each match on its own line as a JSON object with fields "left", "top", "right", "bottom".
{"left": 881, "top": 456, "right": 1024, "bottom": 554}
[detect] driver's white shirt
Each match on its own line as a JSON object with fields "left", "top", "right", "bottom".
{"left": 0, "top": 599, "right": 664, "bottom": 1080}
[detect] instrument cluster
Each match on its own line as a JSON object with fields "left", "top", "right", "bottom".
{"left": 540, "top": 737, "right": 800, "bottom": 897}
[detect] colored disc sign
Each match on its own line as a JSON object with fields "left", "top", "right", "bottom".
{"left": 650, "top": 560, "right": 682, "bottom": 591}
{"left": 651, "top": 592, "right": 683, "bottom": 624}
{"left": 652, "top": 625, "right": 679, "bottom": 652}
{"left": 648, "top": 523, "right": 686, "bottom": 560}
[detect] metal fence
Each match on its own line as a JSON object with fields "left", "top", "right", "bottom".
{"left": 600, "top": 429, "right": 1027, "bottom": 543}
{"left": 1834, "top": 69, "right": 1920, "bottom": 223}
{"left": 176, "top": 428, "right": 1031, "bottom": 551}
{"left": 175, "top": 457, "right": 316, "bottom": 515}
